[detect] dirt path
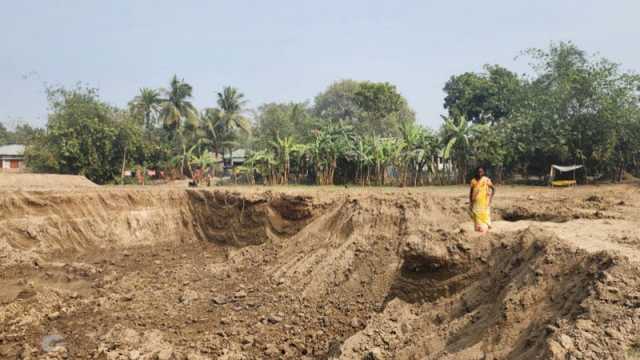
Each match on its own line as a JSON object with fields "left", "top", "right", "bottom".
{"left": 489, "top": 219, "right": 640, "bottom": 263}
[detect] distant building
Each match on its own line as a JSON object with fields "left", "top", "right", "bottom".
{"left": 0, "top": 144, "right": 26, "bottom": 172}
{"left": 228, "top": 149, "right": 247, "bottom": 166}
{"left": 213, "top": 149, "right": 248, "bottom": 177}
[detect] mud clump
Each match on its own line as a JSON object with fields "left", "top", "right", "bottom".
{"left": 0, "top": 187, "right": 639, "bottom": 359}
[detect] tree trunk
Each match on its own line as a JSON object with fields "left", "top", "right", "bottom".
{"left": 121, "top": 146, "right": 128, "bottom": 185}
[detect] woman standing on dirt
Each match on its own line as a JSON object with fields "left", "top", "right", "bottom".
{"left": 470, "top": 167, "right": 495, "bottom": 233}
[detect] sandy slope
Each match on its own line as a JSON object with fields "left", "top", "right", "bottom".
{"left": 0, "top": 173, "right": 97, "bottom": 189}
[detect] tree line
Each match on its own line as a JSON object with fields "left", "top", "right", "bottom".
{"left": 6, "top": 42, "right": 640, "bottom": 185}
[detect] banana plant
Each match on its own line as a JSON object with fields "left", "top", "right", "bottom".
{"left": 441, "top": 115, "right": 485, "bottom": 183}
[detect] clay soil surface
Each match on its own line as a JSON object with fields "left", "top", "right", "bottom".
{"left": 1, "top": 179, "right": 640, "bottom": 359}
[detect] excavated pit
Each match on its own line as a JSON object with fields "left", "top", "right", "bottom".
{"left": 1, "top": 187, "right": 639, "bottom": 359}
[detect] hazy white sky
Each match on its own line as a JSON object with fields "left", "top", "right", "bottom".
{"left": 2, "top": 0, "right": 639, "bottom": 129}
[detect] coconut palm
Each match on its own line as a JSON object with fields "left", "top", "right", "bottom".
{"left": 216, "top": 87, "right": 251, "bottom": 134}
{"left": 214, "top": 86, "right": 252, "bottom": 166}
{"left": 159, "top": 75, "right": 199, "bottom": 132}
{"left": 131, "top": 88, "right": 161, "bottom": 129}
{"left": 199, "top": 108, "right": 225, "bottom": 156}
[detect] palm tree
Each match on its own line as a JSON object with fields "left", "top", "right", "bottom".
{"left": 131, "top": 88, "right": 161, "bottom": 129}
{"left": 200, "top": 108, "right": 225, "bottom": 156}
{"left": 159, "top": 75, "right": 199, "bottom": 133}
{"left": 217, "top": 86, "right": 247, "bottom": 114}
{"left": 214, "top": 86, "right": 251, "bottom": 167}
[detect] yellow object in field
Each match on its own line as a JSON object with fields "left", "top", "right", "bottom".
{"left": 551, "top": 180, "right": 577, "bottom": 187}
{"left": 470, "top": 176, "right": 493, "bottom": 231}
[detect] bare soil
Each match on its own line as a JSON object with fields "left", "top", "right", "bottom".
{"left": 1, "top": 183, "right": 640, "bottom": 359}
{"left": 0, "top": 174, "right": 97, "bottom": 190}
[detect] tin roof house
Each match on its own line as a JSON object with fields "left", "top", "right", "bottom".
{"left": 0, "top": 144, "right": 26, "bottom": 172}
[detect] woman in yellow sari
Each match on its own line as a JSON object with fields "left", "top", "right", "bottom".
{"left": 469, "top": 167, "right": 495, "bottom": 233}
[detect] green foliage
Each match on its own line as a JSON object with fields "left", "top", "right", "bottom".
{"left": 442, "top": 42, "right": 640, "bottom": 182}
{"left": 313, "top": 80, "right": 415, "bottom": 136}
{"left": 17, "top": 42, "right": 640, "bottom": 186}
{"left": 253, "top": 102, "right": 319, "bottom": 148}
{"left": 197, "top": 86, "right": 251, "bottom": 165}
{"left": 444, "top": 65, "right": 521, "bottom": 124}
{"left": 215, "top": 86, "right": 251, "bottom": 141}
{"left": 24, "top": 86, "right": 143, "bottom": 184}
{"left": 0, "top": 123, "right": 9, "bottom": 145}
{"left": 440, "top": 115, "right": 486, "bottom": 182}
{"left": 159, "top": 75, "right": 198, "bottom": 132}
{"left": 130, "top": 88, "right": 162, "bottom": 129}
{"left": 313, "top": 79, "right": 361, "bottom": 124}
{"left": 501, "top": 42, "right": 640, "bottom": 178}
{"left": 354, "top": 81, "right": 414, "bottom": 135}
{"left": 0, "top": 122, "right": 43, "bottom": 145}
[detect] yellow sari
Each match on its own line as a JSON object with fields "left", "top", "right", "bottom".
{"left": 470, "top": 176, "right": 493, "bottom": 232}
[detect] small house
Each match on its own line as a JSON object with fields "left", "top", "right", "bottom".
{"left": 0, "top": 144, "right": 26, "bottom": 172}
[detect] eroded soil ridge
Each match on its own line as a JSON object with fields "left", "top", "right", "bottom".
{"left": 1, "top": 187, "right": 639, "bottom": 359}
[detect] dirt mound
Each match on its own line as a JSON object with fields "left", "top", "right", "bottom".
{"left": 0, "top": 186, "right": 639, "bottom": 359}
{"left": 339, "top": 228, "right": 640, "bottom": 359}
{"left": 0, "top": 173, "right": 97, "bottom": 189}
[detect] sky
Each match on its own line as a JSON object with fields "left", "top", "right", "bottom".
{"left": 1, "top": 0, "right": 639, "bottom": 129}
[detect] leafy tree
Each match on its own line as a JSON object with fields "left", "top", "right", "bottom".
{"left": 354, "top": 81, "right": 415, "bottom": 136}
{"left": 13, "top": 123, "right": 44, "bottom": 144}
{"left": 23, "top": 132, "right": 58, "bottom": 172}
{"left": 443, "top": 65, "right": 521, "bottom": 124}
{"left": 444, "top": 65, "right": 521, "bottom": 124}
{"left": 253, "top": 102, "right": 319, "bottom": 147}
{"left": 0, "top": 122, "right": 9, "bottom": 145}
{"left": 313, "top": 80, "right": 362, "bottom": 124}
{"left": 313, "top": 80, "right": 415, "bottom": 136}
{"left": 25, "top": 86, "right": 143, "bottom": 184}
{"left": 513, "top": 42, "right": 640, "bottom": 179}
{"left": 0, "top": 122, "right": 45, "bottom": 147}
